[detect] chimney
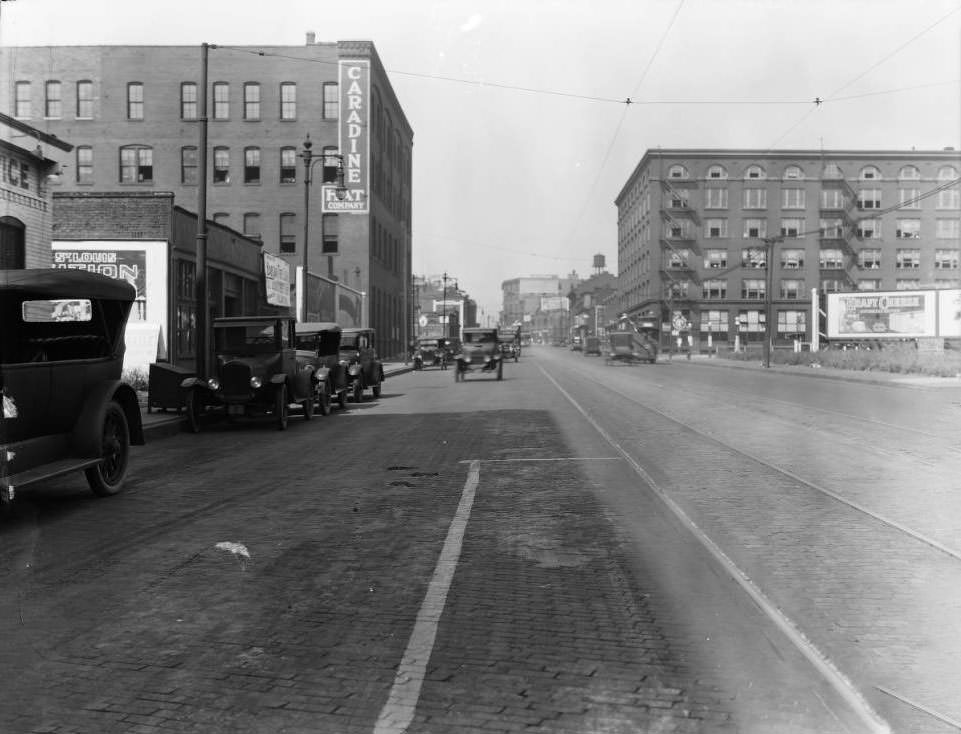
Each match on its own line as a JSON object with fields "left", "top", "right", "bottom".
{"left": 306, "top": 31, "right": 316, "bottom": 45}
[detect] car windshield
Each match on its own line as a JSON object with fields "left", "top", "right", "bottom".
{"left": 341, "top": 334, "right": 360, "bottom": 349}
{"left": 418, "top": 341, "right": 438, "bottom": 348}
{"left": 463, "top": 332, "right": 496, "bottom": 344}
{"left": 215, "top": 323, "right": 280, "bottom": 354}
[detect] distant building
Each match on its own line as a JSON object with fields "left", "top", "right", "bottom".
{"left": 501, "top": 273, "right": 579, "bottom": 326}
{"left": 412, "top": 273, "right": 476, "bottom": 341}
{"left": 615, "top": 148, "right": 961, "bottom": 349}
{"left": 3, "top": 37, "right": 413, "bottom": 358}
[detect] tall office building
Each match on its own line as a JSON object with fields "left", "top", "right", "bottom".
{"left": 2, "top": 36, "right": 413, "bottom": 357}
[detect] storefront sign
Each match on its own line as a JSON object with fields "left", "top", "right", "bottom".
{"left": 329, "top": 59, "right": 370, "bottom": 214}
{"left": 263, "top": 252, "right": 290, "bottom": 308}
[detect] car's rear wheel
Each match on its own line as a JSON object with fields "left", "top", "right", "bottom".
{"left": 275, "top": 384, "right": 289, "bottom": 430}
{"left": 318, "top": 381, "right": 332, "bottom": 416}
{"left": 85, "top": 401, "right": 130, "bottom": 496}
{"left": 185, "top": 389, "right": 203, "bottom": 433}
{"left": 496, "top": 361, "right": 503, "bottom": 381}
{"left": 372, "top": 381, "right": 381, "bottom": 398}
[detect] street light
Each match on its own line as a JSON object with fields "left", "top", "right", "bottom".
{"left": 301, "top": 134, "right": 348, "bottom": 281}
{"left": 441, "top": 272, "right": 457, "bottom": 339}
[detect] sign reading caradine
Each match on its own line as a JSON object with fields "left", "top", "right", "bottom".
{"left": 327, "top": 59, "right": 370, "bottom": 214}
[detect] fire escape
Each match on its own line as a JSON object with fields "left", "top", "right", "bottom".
{"left": 658, "top": 180, "right": 701, "bottom": 328}
{"left": 818, "top": 173, "right": 859, "bottom": 291}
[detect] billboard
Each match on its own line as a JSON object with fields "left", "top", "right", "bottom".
{"left": 53, "top": 248, "right": 147, "bottom": 320}
{"left": 540, "top": 296, "right": 568, "bottom": 312}
{"left": 825, "top": 289, "right": 961, "bottom": 339}
{"left": 326, "top": 59, "right": 370, "bottom": 214}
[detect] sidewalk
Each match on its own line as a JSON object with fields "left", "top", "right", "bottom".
{"left": 140, "top": 361, "right": 413, "bottom": 441}
{"left": 661, "top": 352, "right": 961, "bottom": 389}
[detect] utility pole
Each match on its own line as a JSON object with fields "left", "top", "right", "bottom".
{"left": 194, "top": 42, "right": 210, "bottom": 378}
{"left": 762, "top": 236, "right": 783, "bottom": 369}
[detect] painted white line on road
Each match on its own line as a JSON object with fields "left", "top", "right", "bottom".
{"left": 538, "top": 363, "right": 892, "bottom": 734}
{"left": 876, "top": 686, "right": 961, "bottom": 730}
{"left": 373, "top": 459, "right": 480, "bottom": 734}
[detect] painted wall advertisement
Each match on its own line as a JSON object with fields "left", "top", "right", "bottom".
{"left": 826, "top": 289, "right": 961, "bottom": 339}
{"left": 326, "top": 59, "right": 370, "bottom": 213}
{"left": 540, "top": 296, "right": 569, "bottom": 312}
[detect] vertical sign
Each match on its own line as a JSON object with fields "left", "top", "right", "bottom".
{"left": 325, "top": 58, "right": 369, "bottom": 213}
{"left": 263, "top": 252, "right": 291, "bottom": 308}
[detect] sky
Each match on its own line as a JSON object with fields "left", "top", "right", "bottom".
{"left": 3, "top": 0, "right": 960, "bottom": 320}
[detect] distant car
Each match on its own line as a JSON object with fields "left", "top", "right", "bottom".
{"left": 295, "top": 322, "right": 350, "bottom": 412}
{"left": 570, "top": 336, "right": 583, "bottom": 351}
{"left": 1, "top": 269, "right": 144, "bottom": 503}
{"left": 605, "top": 330, "right": 658, "bottom": 365}
{"left": 181, "top": 315, "right": 318, "bottom": 431}
{"left": 340, "top": 327, "right": 384, "bottom": 401}
{"left": 412, "top": 337, "right": 447, "bottom": 370}
{"left": 584, "top": 335, "right": 602, "bottom": 356}
{"left": 454, "top": 327, "right": 504, "bottom": 381}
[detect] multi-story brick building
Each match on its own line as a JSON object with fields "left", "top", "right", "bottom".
{"left": 2, "top": 36, "right": 413, "bottom": 358}
{"left": 615, "top": 148, "right": 961, "bottom": 349}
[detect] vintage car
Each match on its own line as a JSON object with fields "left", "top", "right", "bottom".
{"left": 181, "top": 316, "right": 319, "bottom": 431}
{"left": 339, "top": 327, "right": 384, "bottom": 402}
{"left": 605, "top": 330, "right": 658, "bottom": 365}
{"left": 454, "top": 327, "right": 504, "bottom": 382}
{"left": 1, "top": 269, "right": 144, "bottom": 503}
{"left": 295, "top": 322, "right": 350, "bottom": 412}
{"left": 584, "top": 335, "right": 602, "bottom": 356}
{"left": 412, "top": 337, "right": 447, "bottom": 370}
{"left": 497, "top": 330, "right": 521, "bottom": 362}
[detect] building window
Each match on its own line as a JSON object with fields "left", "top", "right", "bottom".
{"left": 896, "top": 279, "right": 921, "bottom": 290}
{"left": 743, "top": 188, "right": 766, "bottom": 209}
{"left": 819, "top": 249, "right": 844, "bottom": 269}
{"left": 777, "top": 310, "right": 806, "bottom": 334}
{"left": 322, "top": 146, "right": 340, "bottom": 183}
{"left": 213, "top": 82, "right": 229, "bottom": 119}
{"left": 858, "top": 279, "right": 881, "bottom": 291}
{"left": 323, "top": 82, "right": 339, "bottom": 120}
{"left": 895, "top": 219, "right": 921, "bottom": 239}
{"left": 821, "top": 279, "right": 845, "bottom": 293}
{"left": 859, "top": 165, "right": 881, "bottom": 180}
{"left": 280, "top": 147, "right": 297, "bottom": 183}
{"left": 76, "top": 80, "right": 94, "bottom": 118}
{"left": 936, "top": 219, "right": 960, "bottom": 239}
{"left": 704, "top": 249, "right": 727, "bottom": 269}
{"left": 822, "top": 163, "right": 843, "bottom": 179}
{"left": 127, "top": 82, "right": 144, "bottom": 119}
{"left": 935, "top": 249, "right": 960, "bottom": 269}
{"left": 322, "top": 214, "right": 339, "bottom": 254}
{"left": 898, "top": 165, "right": 921, "bottom": 180}
{"left": 782, "top": 188, "right": 805, "bottom": 209}
{"left": 76, "top": 146, "right": 93, "bottom": 184}
{"left": 781, "top": 248, "right": 805, "bottom": 269}
{"left": 705, "top": 187, "right": 728, "bottom": 208}
{"left": 938, "top": 165, "right": 959, "bottom": 181}
{"left": 895, "top": 249, "right": 921, "bottom": 269}
{"left": 937, "top": 188, "right": 960, "bottom": 209}
{"left": 212, "top": 212, "right": 229, "bottom": 224}
{"left": 0, "top": 217, "right": 27, "bottom": 270}
{"left": 780, "top": 218, "right": 802, "bottom": 238}
{"left": 742, "top": 279, "right": 766, "bottom": 299}
{"left": 858, "top": 249, "right": 882, "bottom": 269}
{"left": 243, "top": 213, "right": 262, "bottom": 241}
{"left": 181, "top": 82, "right": 197, "bottom": 120}
{"left": 667, "top": 164, "right": 688, "bottom": 179}
{"left": 45, "top": 81, "right": 62, "bottom": 118}
{"left": 280, "top": 82, "right": 296, "bottom": 120}
{"left": 856, "top": 218, "right": 881, "bottom": 239}
{"left": 783, "top": 165, "right": 803, "bottom": 180}
{"left": 705, "top": 218, "right": 728, "bottom": 238}
{"left": 745, "top": 165, "right": 765, "bottom": 180}
{"left": 857, "top": 189, "right": 881, "bottom": 209}
{"left": 737, "top": 309, "right": 766, "bottom": 332}
{"left": 743, "top": 218, "right": 767, "bottom": 238}
{"left": 15, "top": 81, "right": 31, "bottom": 118}
{"left": 667, "top": 248, "right": 691, "bottom": 268}
{"left": 707, "top": 165, "right": 728, "bottom": 179}
{"left": 181, "top": 146, "right": 198, "bottom": 185}
{"left": 668, "top": 220, "right": 692, "bottom": 239}
{"left": 669, "top": 188, "right": 689, "bottom": 208}
{"left": 213, "top": 147, "right": 230, "bottom": 183}
{"left": 702, "top": 279, "right": 727, "bottom": 299}
{"left": 821, "top": 189, "right": 846, "bottom": 209}
{"left": 667, "top": 280, "right": 689, "bottom": 298}
{"left": 243, "top": 82, "right": 260, "bottom": 120}
{"left": 279, "top": 213, "right": 296, "bottom": 253}
{"left": 244, "top": 147, "right": 261, "bottom": 184}
{"left": 898, "top": 188, "right": 921, "bottom": 209}
{"left": 119, "top": 145, "right": 152, "bottom": 183}
{"left": 741, "top": 247, "right": 767, "bottom": 268}
{"left": 700, "top": 310, "right": 729, "bottom": 332}
{"left": 819, "top": 218, "right": 844, "bottom": 239}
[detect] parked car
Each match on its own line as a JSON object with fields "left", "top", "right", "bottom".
{"left": 1, "top": 269, "right": 144, "bottom": 503}
{"left": 295, "top": 322, "right": 350, "bottom": 413}
{"left": 181, "top": 316, "right": 318, "bottom": 431}
{"left": 412, "top": 337, "right": 447, "bottom": 370}
{"left": 454, "top": 327, "right": 504, "bottom": 381}
{"left": 339, "top": 327, "right": 384, "bottom": 401}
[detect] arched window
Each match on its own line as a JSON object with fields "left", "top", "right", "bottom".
{"left": 822, "top": 163, "right": 843, "bottom": 179}
{"left": 859, "top": 165, "right": 881, "bottom": 180}
{"left": 667, "top": 164, "right": 688, "bottom": 179}
{"left": 898, "top": 165, "right": 920, "bottom": 180}
{"left": 744, "top": 165, "right": 766, "bottom": 180}
{"left": 938, "top": 165, "right": 959, "bottom": 180}
{"left": 0, "top": 217, "right": 26, "bottom": 270}
{"left": 707, "top": 164, "right": 728, "bottom": 179}
{"left": 783, "top": 165, "right": 804, "bottom": 180}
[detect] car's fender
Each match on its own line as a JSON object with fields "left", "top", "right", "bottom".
{"left": 71, "top": 380, "right": 145, "bottom": 457}
{"left": 270, "top": 373, "right": 287, "bottom": 386}
{"left": 180, "top": 376, "right": 208, "bottom": 390}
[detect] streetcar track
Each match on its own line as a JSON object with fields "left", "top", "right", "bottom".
{"left": 553, "top": 361, "right": 961, "bottom": 564}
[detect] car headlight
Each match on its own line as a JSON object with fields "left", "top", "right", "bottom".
{"left": 207, "top": 377, "right": 220, "bottom": 391}
{"left": 250, "top": 376, "right": 263, "bottom": 388}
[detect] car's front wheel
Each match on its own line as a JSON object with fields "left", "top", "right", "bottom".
{"left": 351, "top": 379, "right": 364, "bottom": 403}
{"left": 85, "top": 401, "right": 130, "bottom": 496}
{"left": 302, "top": 387, "right": 315, "bottom": 421}
{"left": 275, "top": 384, "right": 289, "bottom": 430}
{"left": 317, "top": 381, "right": 332, "bottom": 416}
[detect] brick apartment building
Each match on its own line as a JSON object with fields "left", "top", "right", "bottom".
{"left": 615, "top": 148, "right": 961, "bottom": 349}
{"left": 2, "top": 36, "right": 413, "bottom": 358}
